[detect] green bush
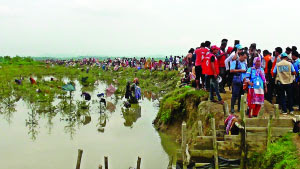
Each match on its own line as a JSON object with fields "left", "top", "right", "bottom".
{"left": 157, "top": 87, "right": 207, "bottom": 124}
{"left": 248, "top": 133, "right": 300, "bottom": 169}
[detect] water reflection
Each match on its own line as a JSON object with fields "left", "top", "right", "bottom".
{"left": 0, "top": 78, "right": 151, "bottom": 140}
{"left": 96, "top": 113, "right": 108, "bottom": 133}
{"left": 81, "top": 115, "right": 91, "bottom": 125}
{"left": 121, "top": 104, "right": 141, "bottom": 128}
{"left": 64, "top": 114, "right": 77, "bottom": 139}
{"left": 46, "top": 111, "right": 56, "bottom": 134}
{"left": 0, "top": 77, "right": 178, "bottom": 169}
{"left": 0, "top": 96, "right": 16, "bottom": 124}
{"left": 106, "top": 101, "right": 116, "bottom": 113}
{"left": 143, "top": 91, "right": 159, "bottom": 101}
{"left": 25, "top": 107, "right": 39, "bottom": 141}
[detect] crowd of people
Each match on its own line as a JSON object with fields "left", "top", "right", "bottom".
{"left": 45, "top": 39, "right": 300, "bottom": 117}
{"left": 46, "top": 56, "right": 186, "bottom": 71}
{"left": 187, "top": 39, "right": 299, "bottom": 117}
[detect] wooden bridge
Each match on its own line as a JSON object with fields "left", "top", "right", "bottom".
{"left": 176, "top": 95, "right": 298, "bottom": 169}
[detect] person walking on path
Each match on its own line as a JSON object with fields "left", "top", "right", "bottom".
{"left": 230, "top": 52, "right": 248, "bottom": 113}
{"left": 245, "top": 57, "right": 267, "bottom": 118}
{"left": 203, "top": 45, "right": 224, "bottom": 104}
{"left": 273, "top": 52, "right": 296, "bottom": 114}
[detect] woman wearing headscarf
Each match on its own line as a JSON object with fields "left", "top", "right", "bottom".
{"left": 245, "top": 57, "right": 267, "bottom": 118}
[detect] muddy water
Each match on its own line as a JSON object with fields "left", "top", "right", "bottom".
{"left": 0, "top": 79, "right": 179, "bottom": 169}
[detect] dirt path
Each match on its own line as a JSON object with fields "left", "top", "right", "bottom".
{"left": 221, "top": 87, "right": 300, "bottom": 118}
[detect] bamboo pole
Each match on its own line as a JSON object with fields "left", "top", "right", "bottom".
{"left": 181, "top": 121, "right": 187, "bottom": 169}
{"left": 267, "top": 114, "right": 273, "bottom": 148}
{"left": 137, "top": 157, "right": 141, "bottom": 169}
{"left": 76, "top": 149, "right": 83, "bottom": 169}
{"left": 104, "top": 156, "right": 108, "bottom": 169}
{"left": 240, "top": 95, "right": 247, "bottom": 169}
{"left": 274, "top": 104, "right": 279, "bottom": 119}
{"left": 258, "top": 106, "right": 263, "bottom": 118}
{"left": 223, "top": 101, "right": 229, "bottom": 118}
{"left": 211, "top": 118, "right": 219, "bottom": 169}
{"left": 198, "top": 121, "right": 204, "bottom": 136}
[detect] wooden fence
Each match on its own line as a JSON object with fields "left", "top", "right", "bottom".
{"left": 177, "top": 95, "right": 295, "bottom": 169}
{"left": 75, "top": 150, "right": 141, "bottom": 169}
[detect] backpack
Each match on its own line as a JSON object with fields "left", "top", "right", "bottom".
{"left": 232, "top": 60, "right": 243, "bottom": 85}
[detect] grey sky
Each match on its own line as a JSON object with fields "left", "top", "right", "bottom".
{"left": 1, "top": 0, "right": 299, "bottom": 57}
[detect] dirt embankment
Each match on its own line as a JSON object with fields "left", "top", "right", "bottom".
{"left": 154, "top": 88, "right": 226, "bottom": 145}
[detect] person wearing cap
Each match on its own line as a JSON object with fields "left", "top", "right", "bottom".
{"left": 270, "top": 47, "right": 282, "bottom": 105}
{"left": 230, "top": 51, "right": 248, "bottom": 113}
{"left": 225, "top": 44, "right": 244, "bottom": 71}
{"left": 202, "top": 45, "right": 224, "bottom": 104}
{"left": 273, "top": 52, "right": 296, "bottom": 114}
{"left": 225, "top": 44, "right": 244, "bottom": 91}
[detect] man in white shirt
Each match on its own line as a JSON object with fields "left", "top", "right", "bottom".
{"left": 225, "top": 44, "right": 244, "bottom": 71}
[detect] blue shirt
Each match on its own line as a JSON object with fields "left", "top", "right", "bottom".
{"left": 246, "top": 68, "right": 265, "bottom": 89}
{"left": 293, "top": 59, "right": 300, "bottom": 82}
{"left": 230, "top": 60, "right": 247, "bottom": 82}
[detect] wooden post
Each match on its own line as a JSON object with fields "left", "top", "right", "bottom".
{"left": 98, "top": 165, "right": 102, "bottom": 169}
{"left": 240, "top": 95, "right": 245, "bottom": 120}
{"left": 137, "top": 157, "right": 141, "bottom": 169}
{"left": 104, "top": 156, "right": 108, "bottom": 169}
{"left": 223, "top": 101, "right": 229, "bottom": 118}
{"left": 211, "top": 118, "right": 219, "bottom": 169}
{"left": 258, "top": 106, "right": 263, "bottom": 118}
{"left": 267, "top": 114, "right": 273, "bottom": 148}
{"left": 76, "top": 149, "right": 83, "bottom": 169}
{"left": 198, "top": 121, "right": 204, "bottom": 136}
{"left": 167, "top": 156, "right": 173, "bottom": 169}
{"left": 181, "top": 121, "right": 187, "bottom": 169}
{"left": 186, "top": 144, "right": 191, "bottom": 164}
{"left": 274, "top": 104, "right": 279, "bottom": 119}
{"left": 240, "top": 95, "right": 247, "bottom": 169}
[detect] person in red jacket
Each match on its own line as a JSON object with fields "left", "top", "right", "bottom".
{"left": 218, "top": 39, "right": 228, "bottom": 93}
{"left": 203, "top": 45, "right": 224, "bottom": 104}
{"left": 195, "top": 43, "right": 208, "bottom": 89}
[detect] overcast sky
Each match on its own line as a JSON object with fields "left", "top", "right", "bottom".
{"left": 1, "top": 0, "right": 300, "bottom": 57}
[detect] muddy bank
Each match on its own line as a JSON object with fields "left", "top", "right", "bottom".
{"left": 154, "top": 87, "right": 227, "bottom": 145}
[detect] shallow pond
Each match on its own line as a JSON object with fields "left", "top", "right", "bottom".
{"left": 0, "top": 79, "right": 179, "bottom": 169}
